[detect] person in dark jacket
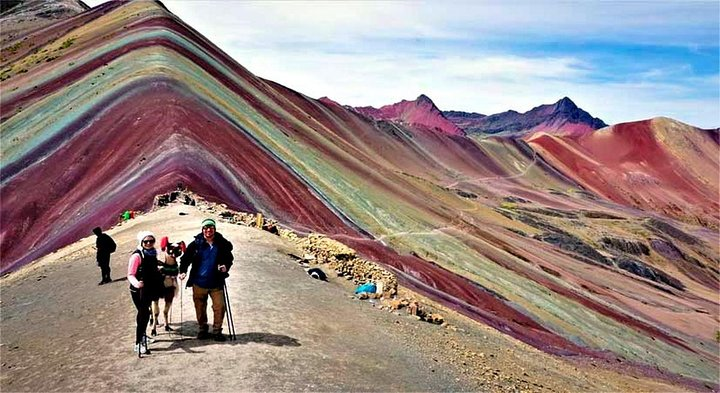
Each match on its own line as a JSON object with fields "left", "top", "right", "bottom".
{"left": 179, "top": 218, "right": 234, "bottom": 341}
{"left": 93, "top": 227, "right": 117, "bottom": 285}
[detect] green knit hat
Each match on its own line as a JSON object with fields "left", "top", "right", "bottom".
{"left": 201, "top": 218, "right": 216, "bottom": 228}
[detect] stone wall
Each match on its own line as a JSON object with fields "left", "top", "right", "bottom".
{"left": 282, "top": 232, "right": 398, "bottom": 296}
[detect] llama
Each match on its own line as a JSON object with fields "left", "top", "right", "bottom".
{"left": 150, "top": 237, "right": 184, "bottom": 336}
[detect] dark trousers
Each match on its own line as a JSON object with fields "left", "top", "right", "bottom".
{"left": 99, "top": 263, "right": 111, "bottom": 282}
{"left": 98, "top": 253, "right": 111, "bottom": 282}
{"left": 130, "top": 288, "right": 151, "bottom": 344}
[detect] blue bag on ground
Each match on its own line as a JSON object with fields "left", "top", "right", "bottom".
{"left": 355, "top": 282, "right": 377, "bottom": 294}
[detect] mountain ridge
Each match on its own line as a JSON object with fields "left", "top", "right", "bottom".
{"left": 443, "top": 96, "right": 607, "bottom": 136}
{"left": 0, "top": 1, "right": 718, "bottom": 388}
{"left": 357, "top": 95, "right": 608, "bottom": 137}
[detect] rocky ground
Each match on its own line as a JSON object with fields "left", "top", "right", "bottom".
{"left": 0, "top": 203, "right": 691, "bottom": 392}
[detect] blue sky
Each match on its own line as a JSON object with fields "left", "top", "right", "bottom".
{"left": 86, "top": 1, "right": 720, "bottom": 127}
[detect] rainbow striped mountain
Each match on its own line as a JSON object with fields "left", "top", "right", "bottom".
{"left": 1, "top": 0, "right": 718, "bottom": 387}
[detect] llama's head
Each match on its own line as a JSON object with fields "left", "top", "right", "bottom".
{"left": 160, "top": 236, "right": 186, "bottom": 261}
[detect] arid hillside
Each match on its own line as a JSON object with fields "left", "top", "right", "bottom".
{"left": 0, "top": 1, "right": 717, "bottom": 388}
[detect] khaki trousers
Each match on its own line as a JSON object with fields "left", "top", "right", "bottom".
{"left": 192, "top": 285, "right": 225, "bottom": 334}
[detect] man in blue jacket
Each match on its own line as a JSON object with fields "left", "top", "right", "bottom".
{"left": 179, "top": 218, "right": 234, "bottom": 341}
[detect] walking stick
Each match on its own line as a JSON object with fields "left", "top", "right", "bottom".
{"left": 180, "top": 282, "right": 184, "bottom": 335}
{"left": 223, "top": 281, "right": 236, "bottom": 340}
{"left": 224, "top": 283, "right": 232, "bottom": 340}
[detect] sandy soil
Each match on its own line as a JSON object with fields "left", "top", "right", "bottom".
{"left": 0, "top": 204, "right": 691, "bottom": 392}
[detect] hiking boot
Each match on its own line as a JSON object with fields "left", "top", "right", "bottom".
{"left": 197, "top": 331, "right": 210, "bottom": 340}
{"left": 213, "top": 333, "right": 226, "bottom": 342}
{"left": 134, "top": 343, "right": 148, "bottom": 354}
{"left": 98, "top": 280, "right": 106, "bottom": 286}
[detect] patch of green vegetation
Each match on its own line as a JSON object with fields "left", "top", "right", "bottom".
{"left": 59, "top": 37, "right": 75, "bottom": 50}
{"left": 716, "top": 330, "right": 720, "bottom": 343}
{"left": 500, "top": 201, "right": 517, "bottom": 209}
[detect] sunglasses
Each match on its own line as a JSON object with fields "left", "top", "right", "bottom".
{"left": 202, "top": 226, "right": 215, "bottom": 230}
{"left": 142, "top": 239, "right": 155, "bottom": 244}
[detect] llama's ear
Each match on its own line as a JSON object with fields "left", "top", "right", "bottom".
{"left": 179, "top": 241, "right": 186, "bottom": 254}
{"left": 160, "top": 236, "right": 169, "bottom": 251}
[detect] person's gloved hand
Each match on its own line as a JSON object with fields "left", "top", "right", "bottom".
{"left": 218, "top": 265, "right": 227, "bottom": 273}
{"left": 179, "top": 273, "right": 186, "bottom": 280}
{"left": 137, "top": 280, "right": 144, "bottom": 288}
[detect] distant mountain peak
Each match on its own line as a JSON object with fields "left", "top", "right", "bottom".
{"left": 318, "top": 96, "right": 341, "bottom": 107}
{"left": 353, "top": 95, "right": 464, "bottom": 136}
{"left": 443, "top": 97, "right": 606, "bottom": 136}
{"left": 554, "top": 97, "right": 578, "bottom": 112}
{"left": 416, "top": 94, "right": 434, "bottom": 105}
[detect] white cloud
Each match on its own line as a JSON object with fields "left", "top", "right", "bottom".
{"left": 229, "top": 46, "right": 719, "bottom": 127}
{"left": 77, "top": 0, "right": 720, "bottom": 127}
{"left": 152, "top": 1, "right": 719, "bottom": 47}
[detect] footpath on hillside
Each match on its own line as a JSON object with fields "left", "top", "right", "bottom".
{"left": 1, "top": 204, "right": 686, "bottom": 392}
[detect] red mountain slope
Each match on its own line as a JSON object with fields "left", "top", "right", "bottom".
{"left": 527, "top": 117, "right": 720, "bottom": 227}
{"left": 354, "top": 94, "right": 465, "bottom": 136}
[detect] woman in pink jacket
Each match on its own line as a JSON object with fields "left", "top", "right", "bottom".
{"left": 127, "top": 231, "right": 162, "bottom": 355}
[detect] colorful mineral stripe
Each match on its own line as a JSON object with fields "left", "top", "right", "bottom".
{"left": 1, "top": 1, "right": 717, "bottom": 387}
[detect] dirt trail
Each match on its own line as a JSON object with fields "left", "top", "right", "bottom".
{"left": 1, "top": 204, "right": 687, "bottom": 392}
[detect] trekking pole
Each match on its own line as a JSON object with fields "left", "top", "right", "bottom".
{"left": 223, "top": 283, "right": 232, "bottom": 340}
{"left": 227, "top": 294, "right": 236, "bottom": 340}
{"left": 223, "top": 281, "right": 236, "bottom": 340}
{"left": 227, "top": 295, "right": 236, "bottom": 340}
{"left": 224, "top": 294, "right": 231, "bottom": 339}
{"left": 180, "top": 283, "right": 184, "bottom": 335}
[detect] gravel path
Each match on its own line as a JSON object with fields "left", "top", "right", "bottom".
{"left": 1, "top": 205, "right": 471, "bottom": 392}
{"left": 1, "top": 204, "right": 686, "bottom": 392}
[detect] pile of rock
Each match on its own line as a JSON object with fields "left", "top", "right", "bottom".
{"left": 283, "top": 233, "right": 398, "bottom": 296}
{"left": 153, "top": 189, "right": 198, "bottom": 207}
{"left": 216, "top": 209, "right": 271, "bottom": 229}
{"left": 381, "top": 297, "right": 445, "bottom": 325}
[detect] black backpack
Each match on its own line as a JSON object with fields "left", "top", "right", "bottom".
{"left": 102, "top": 233, "right": 117, "bottom": 253}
